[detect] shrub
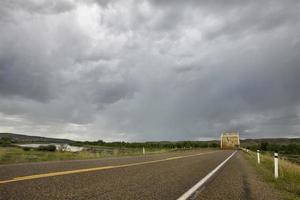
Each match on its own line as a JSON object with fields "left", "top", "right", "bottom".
{"left": 22, "top": 147, "right": 31, "bottom": 151}
{"left": 37, "top": 145, "right": 56, "bottom": 152}
{"left": 260, "top": 142, "right": 269, "bottom": 151}
{"left": 0, "top": 137, "right": 13, "bottom": 147}
{"left": 209, "top": 142, "right": 219, "bottom": 148}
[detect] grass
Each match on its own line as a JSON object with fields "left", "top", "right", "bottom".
{"left": 0, "top": 147, "right": 97, "bottom": 164}
{"left": 281, "top": 154, "right": 300, "bottom": 164}
{"left": 243, "top": 150, "right": 300, "bottom": 200}
{"left": 0, "top": 146, "right": 177, "bottom": 165}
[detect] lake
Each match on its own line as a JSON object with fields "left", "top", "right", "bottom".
{"left": 17, "top": 143, "right": 83, "bottom": 152}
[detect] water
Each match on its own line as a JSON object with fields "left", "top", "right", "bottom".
{"left": 17, "top": 143, "right": 83, "bottom": 152}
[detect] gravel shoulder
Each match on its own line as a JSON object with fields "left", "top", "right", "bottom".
{"left": 197, "top": 151, "right": 281, "bottom": 200}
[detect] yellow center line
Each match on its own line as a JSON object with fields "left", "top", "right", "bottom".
{"left": 0, "top": 151, "right": 218, "bottom": 185}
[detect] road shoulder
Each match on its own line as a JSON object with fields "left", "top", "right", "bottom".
{"left": 196, "top": 151, "right": 282, "bottom": 200}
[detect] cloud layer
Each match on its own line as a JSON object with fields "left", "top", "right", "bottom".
{"left": 0, "top": 0, "right": 300, "bottom": 141}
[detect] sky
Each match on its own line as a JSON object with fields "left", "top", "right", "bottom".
{"left": 0, "top": 0, "right": 300, "bottom": 141}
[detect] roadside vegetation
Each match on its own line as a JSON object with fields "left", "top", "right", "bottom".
{"left": 0, "top": 133, "right": 220, "bottom": 149}
{"left": 243, "top": 141, "right": 300, "bottom": 164}
{"left": 70, "top": 140, "right": 219, "bottom": 149}
{"left": 0, "top": 147, "right": 91, "bottom": 164}
{"left": 0, "top": 141, "right": 218, "bottom": 165}
{"left": 0, "top": 136, "right": 220, "bottom": 164}
{"left": 243, "top": 150, "right": 300, "bottom": 200}
{"left": 0, "top": 146, "right": 176, "bottom": 165}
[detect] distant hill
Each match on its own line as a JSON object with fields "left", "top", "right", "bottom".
{"left": 0, "top": 133, "right": 74, "bottom": 144}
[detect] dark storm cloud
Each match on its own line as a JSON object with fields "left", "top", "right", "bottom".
{"left": 0, "top": 0, "right": 299, "bottom": 141}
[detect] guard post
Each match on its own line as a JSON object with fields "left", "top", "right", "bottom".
{"left": 274, "top": 152, "right": 279, "bottom": 179}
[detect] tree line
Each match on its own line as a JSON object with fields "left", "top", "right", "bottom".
{"left": 70, "top": 140, "right": 219, "bottom": 149}
{"left": 0, "top": 136, "right": 219, "bottom": 149}
{"left": 245, "top": 142, "right": 300, "bottom": 154}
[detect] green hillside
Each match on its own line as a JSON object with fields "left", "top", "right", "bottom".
{"left": 0, "top": 133, "right": 73, "bottom": 144}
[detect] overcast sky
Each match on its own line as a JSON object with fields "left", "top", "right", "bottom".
{"left": 0, "top": 0, "right": 300, "bottom": 141}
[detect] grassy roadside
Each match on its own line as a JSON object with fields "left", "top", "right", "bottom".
{"left": 243, "top": 150, "right": 300, "bottom": 200}
{"left": 0, "top": 147, "right": 99, "bottom": 164}
{"left": 0, "top": 146, "right": 196, "bottom": 165}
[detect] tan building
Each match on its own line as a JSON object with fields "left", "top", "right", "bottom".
{"left": 220, "top": 132, "right": 240, "bottom": 149}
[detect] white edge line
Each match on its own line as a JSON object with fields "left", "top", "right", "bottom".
{"left": 177, "top": 151, "right": 237, "bottom": 200}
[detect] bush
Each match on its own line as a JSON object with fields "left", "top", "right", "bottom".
{"left": 22, "top": 147, "right": 31, "bottom": 151}
{"left": 260, "top": 142, "right": 269, "bottom": 151}
{"left": 209, "top": 142, "right": 219, "bottom": 148}
{"left": 0, "top": 137, "right": 13, "bottom": 147}
{"left": 37, "top": 145, "right": 56, "bottom": 152}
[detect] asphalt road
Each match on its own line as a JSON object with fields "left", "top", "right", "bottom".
{"left": 0, "top": 150, "right": 278, "bottom": 200}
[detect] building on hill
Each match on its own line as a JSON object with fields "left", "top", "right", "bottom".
{"left": 220, "top": 132, "right": 240, "bottom": 149}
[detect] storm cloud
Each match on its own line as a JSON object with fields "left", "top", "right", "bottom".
{"left": 0, "top": 0, "right": 300, "bottom": 141}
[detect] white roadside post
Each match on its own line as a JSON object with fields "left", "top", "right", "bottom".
{"left": 257, "top": 150, "right": 260, "bottom": 164}
{"left": 142, "top": 147, "right": 145, "bottom": 155}
{"left": 274, "top": 152, "right": 279, "bottom": 179}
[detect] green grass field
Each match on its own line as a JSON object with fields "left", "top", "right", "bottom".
{"left": 243, "top": 150, "right": 300, "bottom": 200}
{"left": 281, "top": 154, "right": 300, "bottom": 164}
{"left": 0, "top": 146, "right": 173, "bottom": 165}
{"left": 0, "top": 147, "right": 99, "bottom": 164}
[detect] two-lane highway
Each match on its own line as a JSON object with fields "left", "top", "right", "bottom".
{"left": 1, "top": 150, "right": 237, "bottom": 199}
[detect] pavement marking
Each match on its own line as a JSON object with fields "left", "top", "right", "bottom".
{"left": 0, "top": 151, "right": 218, "bottom": 185}
{"left": 177, "top": 150, "right": 237, "bottom": 200}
